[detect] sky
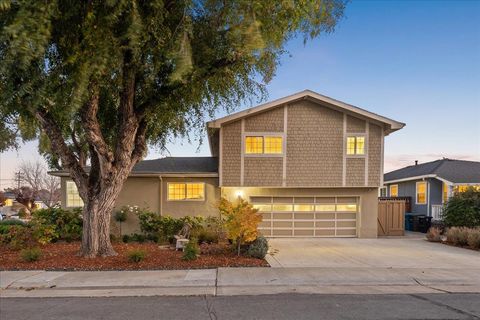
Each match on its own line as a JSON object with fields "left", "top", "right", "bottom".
{"left": 1, "top": 0, "right": 479, "bottom": 189}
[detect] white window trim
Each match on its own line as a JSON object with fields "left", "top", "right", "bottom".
{"left": 345, "top": 133, "right": 367, "bottom": 158}
{"left": 242, "top": 132, "right": 286, "bottom": 157}
{"left": 166, "top": 182, "right": 206, "bottom": 202}
{"left": 389, "top": 184, "right": 398, "bottom": 197}
{"left": 416, "top": 181, "right": 427, "bottom": 205}
{"left": 65, "top": 180, "right": 84, "bottom": 208}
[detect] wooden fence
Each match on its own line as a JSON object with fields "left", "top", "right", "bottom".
{"left": 378, "top": 200, "right": 405, "bottom": 236}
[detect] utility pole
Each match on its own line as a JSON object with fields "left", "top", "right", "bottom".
{"left": 14, "top": 171, "right": 23, "bottom": 189}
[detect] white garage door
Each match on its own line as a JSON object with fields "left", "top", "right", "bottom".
{"left": 252, "top": 196, "right": 358, "bottom": 237}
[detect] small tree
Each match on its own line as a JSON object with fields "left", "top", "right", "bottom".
{"left": 443, "top": 188, "right": 480, "bottom": 227}
{"left": 18, "top": 161, "right": 60, "bottom": 208}
{"left": 114, "top": 209, "right": 128, "bottom": 237}
{"left": 219, "top": 197, "right": 262, "bottom": 256}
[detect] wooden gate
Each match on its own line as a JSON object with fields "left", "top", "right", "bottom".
{"left": 378, "top": 200, "right": 405, "bottom": 236}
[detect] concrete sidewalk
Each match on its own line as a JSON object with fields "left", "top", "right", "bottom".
{"left": 2, "top": 267, "right": 480, "bottom": 298}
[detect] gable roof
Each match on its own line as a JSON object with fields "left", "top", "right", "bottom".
{"left": 384, "top": 159, "right": 480, "bottom": 184}
{"left": 207, "top": 89, "right": 405, "bottom": 135}
{"left": 50, "top": 157, "right": 218, "bottom": 177}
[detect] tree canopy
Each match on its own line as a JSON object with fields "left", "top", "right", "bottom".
{"left": 0, "top": 0, "right": 346, "bottom": 256}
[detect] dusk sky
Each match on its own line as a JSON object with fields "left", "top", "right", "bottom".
{"left": 1, "top": 1, "right": 479, "bottom": 189}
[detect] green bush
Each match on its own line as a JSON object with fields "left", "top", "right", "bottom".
{"left": 446, "top": 227, "right": 469, "bottom": 246}
{"left": 31, "top": 223, "right": 59, "bottom": 245}
{"left": 247, "top": 236, "right": 269, "bottom": 259}
{"left": 20, "top": 247, "right": 42, "bottom": 262}
{"left": 0, "top": 226, "right": 35, "bottom": 250}
{"left": 32, "top": 208, "right": 82, "bottom": 242}
{"left": 193, "top": 228, "right": 219, "bottom": 244}
{"left": 131, "top": 233, "right": 146, "bottom": 243}
{"left": 137, "top": 210, "right": 204, "bottom": 242}
{"left": 127, "top": 249, "right": 147, "bottom": 263}
{"left": 0, "top": 219, "right": 27, "bottom": 226}
{"left": 182, "top": 239, "right": 200, "bottom": 261}
{"left": 443, "top": 188, "right": 480, "bottom": 227}
{"left": 122, "top": 234, "right": 131, "bottom": 243}
{"left": 467, "top": 228, "right": 480, "bottom": 250}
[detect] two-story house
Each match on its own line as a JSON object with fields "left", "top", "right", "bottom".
{"left": 52, "top": 90, "right": 404, "bottom": 238}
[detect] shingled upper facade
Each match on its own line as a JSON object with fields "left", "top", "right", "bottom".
{"left": 53, "top": 90, "right": 405, "bottom": 238}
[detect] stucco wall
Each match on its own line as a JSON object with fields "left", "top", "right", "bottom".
{"left": 222, "top": 187, "right": 379, "bottom": 238}
{"left": 160, "top": 177, "right": 221, "bottom": 219}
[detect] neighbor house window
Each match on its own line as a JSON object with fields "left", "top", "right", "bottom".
{"left": 245, "top": 135, "right": 283, "bottom": 154}
{"left": 168, "top": 183, "right": 205, "bottom": 201}
{"left": 66, "top": 181, "right": 84, "bottom": 207}
{"left": 443, "top": 183, "right": 449, "bottom": 203}
{"left": 390, "top": 185, "right": 398, "bottom": 197}
{"left": 416, "top": 181, "right": 427, "bottom": 204}
{"left": 346, "top": 136, "right": 365, "bottom": 155}
{"left": 379, "top": 187, "right": 387, "bottom": 197}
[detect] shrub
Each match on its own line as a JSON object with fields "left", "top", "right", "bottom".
{"left": 247, "top": 236, "right": 269, "bottom": 259}
{"left": 20, "top": 247, "right": 42, "bottom": 262}
{"left": 219, "top": 197, "right": 262, "bottom": 256}
{"left": 425, "top": 227, "right": 442, "bottom": 242}
{"left": 32, "top": 208, "right": 82, "bottom": 242}
{"left": 0, "top": 226, "right": 35, "bottom": 250}
{"left": 182, "top": 239, "right": 199, "bottom": 261}
{"left": 0, "top": 219, "right": 27, "bottom": 226}
{"left": 114, "top": 207, "right": 129, "bottom": 236}
{"left": 122, "top": 234, "right": 131, "bottom": 243}
{"left": 467, "top": 228, "right": 480, "bottom": 250}
{"left": 446, "top": 227, "right": 469, "bottom": 246}
{"left": 127, "top": 249, "right": 146, "bottom": 263}
{"left": 131, "top": 233, "right": 146, "bottom": 243}
{"left": 442, "top": 188, "right": 480, "bottom": 227}
{"left": 193, "top": 228, "right": 219, "bottom": 244}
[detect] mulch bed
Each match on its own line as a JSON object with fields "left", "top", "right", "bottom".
{"left": 0, "top": 242, "right": 269, "bottom": 271}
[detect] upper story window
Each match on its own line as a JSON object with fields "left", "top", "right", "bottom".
{"left": 416, "top": 181, "right": 427, "bottom": 204}
{"left": 346, "top": 136, "right": 365, "bottom": 156}
{"left": 245, "top": 135, "right": 283, "bottom": 155}
{"left": 66, "top": 181, "right": 84, "bottom": 208}
{"left": 389, "top": 184, "right": 398, "bottom": 197}
{"left": 168, "top": 183, "right": 205, "bottom": 201}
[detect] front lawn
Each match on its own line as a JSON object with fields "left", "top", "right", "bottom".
{"left": 0, "top": 241, "right": 269, "bottom": 271}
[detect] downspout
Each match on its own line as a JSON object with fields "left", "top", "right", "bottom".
{"left": 427, "top": 180, "right": 430, "bottom": 217}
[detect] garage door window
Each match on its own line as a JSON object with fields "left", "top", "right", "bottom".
{"left": 251, "top": 196, "right": 358, "bottom": 237}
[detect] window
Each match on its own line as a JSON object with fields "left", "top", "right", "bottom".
{"left": 336, "top": 204, "right": 357, "bottom": 212}
{"left": 66, "top": 181, "right": 84, "bottom": 207}
{"left": 443, "top": 183, "right": 449, "bottom": 204}
{"left": 390, "top": 184, "right": 398, "bottom": 197}
{"left": 416, "top": 181, "right": 427, "bottom": 204}
{"left": 168, "top": 183, "right": 204, "bottom": 201}
{"left": 379, "top": 187, "right": 387, "bottom": 197}
{"left": 245, "top": 135, "right": 283, "bottom": 154}
{"left": 346, "top": 136, "right": 365, "bottom": 155}
{"left": 245, "top": 136, "right": 263, "bottom": 154}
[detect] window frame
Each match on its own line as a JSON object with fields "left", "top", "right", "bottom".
{"left": 416, "top": 181, "right": 427, "bottom": 205}
{"left": 66, "top": 180, "right": 84, "bottom": 208}
{"left": 389, "top": 184, "right": 398, "bottom": 197}
{"left": 345, "top": 134, "right": 366, "bottom": 157}
{"left": 243, "top": 132, "right": 285, "bottom": 157}
{"left": 379, "top": 187, "right": 387, "bottom": 197}
{"left": 167, "top": 182, "right": 206, "bottom": 202}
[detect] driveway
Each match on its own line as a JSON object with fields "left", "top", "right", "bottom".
{"left": 266, "top": 233, "right": 480, "bottom": 268}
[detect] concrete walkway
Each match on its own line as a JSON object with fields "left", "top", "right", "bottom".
{"left": 2, "top": 266, "right": 480, "bottom": 297}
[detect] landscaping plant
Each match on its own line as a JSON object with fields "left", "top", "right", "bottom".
{"left": 442, "top": 188, "right": 480, "bottom": 227}
{"left": 182, "top": 239, "right": 200, "bottom": 261}
{"left": 114, "top": 209, "right": 128, "bottom": 236}
{"left": 219, "top": 197, "right": 262, "bottom": 256}
{"left": 425, "top": 227, "right": 442, "bottom": 242}
{"left": 445, "top": 227, "right": 469, "bottom": 246}
{"left": 127, "top": 249, "right": 147, "bottom": 263}
{"left": 20, "top": 247, "right": 42, "bottom": 262}
{"left": 467, "top": 228, "right": 480, "bottom": 250}
{"left": 247, "top": 236, "right": 269, "bottom": 259}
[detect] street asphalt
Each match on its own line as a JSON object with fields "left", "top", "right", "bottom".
{"left": 1, "top": 293, "right": 480, "bottom": 320}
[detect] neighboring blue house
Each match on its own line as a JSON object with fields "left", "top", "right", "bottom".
{"left": 383, "top": 159, "right": 480, "bottom": 220}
